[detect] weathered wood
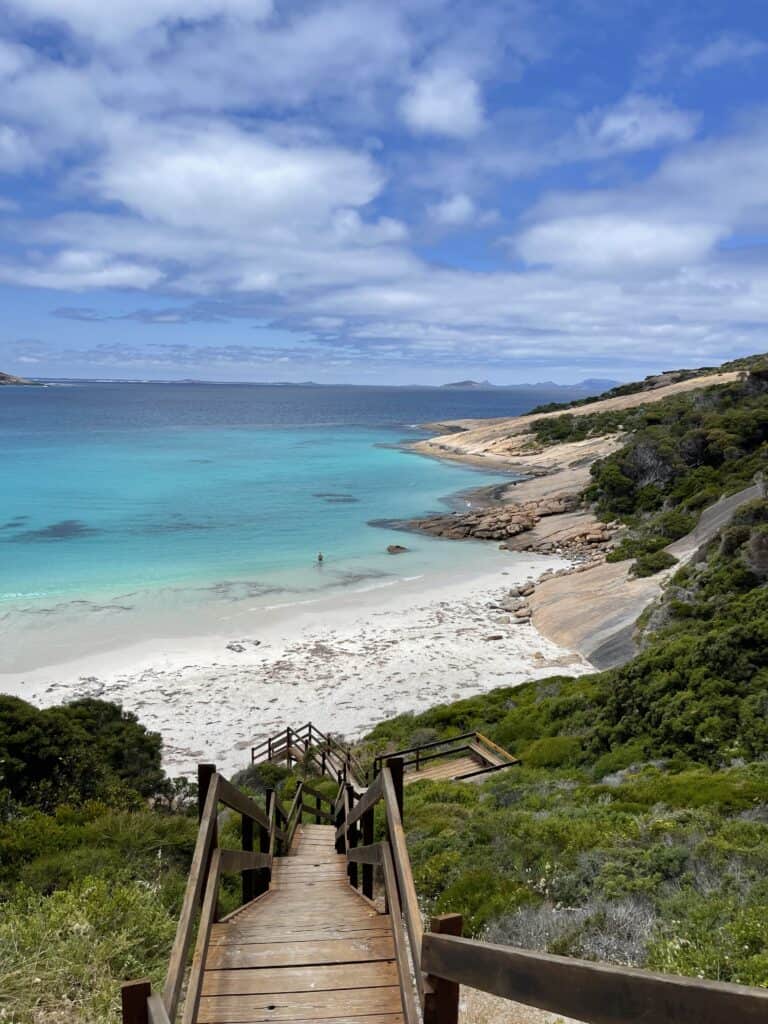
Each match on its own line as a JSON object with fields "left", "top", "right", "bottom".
{"left": 301, "top": 801, "right": 335, "bottom": 822}
{"left": 201, "top": 961, "right": 398, "bottom": 996}
{"left": 301, "top": 780, "right": 335, "bottom": 803}
{"left": 420, "top": 934, "right": 768, "bottom": 1024}
{"left": 206, "top": 934, "right": 396, "bottom": 969}
{"left": 374, "top": 732, "right": 477, "bottom": 767}
{"left": 181, "top": 848, "right": 222, "bottom": 1024}
{"left": 196, "top": 987, "right": 403, "bottom": 1023}
{"left": 474, "top": 731, "right": 518, "bottom": 764}
{"left": 146, "top": 994, "right": 172, "bottom": 1024}
{"left": 347, "top": 842, "right": 383, "bottom": 866}
{"left": 346, "top": 783, "right": 358, "bottom": 888}
{"left": 197, "top": 763, "right": 217, "bottom": 911}
{"left": 362, "top": 805, "right": 375, "bottom": 900}
{"left": 381, "top": 845, "right": 420, "bottom": 1024}
{"left": 121, "top": 979, "right": 150, "bottom": 1024}
{"left": 386, "top": 758, "right": 404, "bottom": 822}
{"left": 382, "top": 766, "right": 423, "bottom": 1003}
{"left": 336, "top": 772, "right": 382, "bottom": 837}
{"left": 219, "top": 849, "right": 272, "bottom": 872}
{"left": 217, "top": 775, "right": 270, "bottom": 830}
{"left": 423, "top": 914, "right": 462, "bottom": 1024}
{"left": 162, "top": 771, "right": 220, "bottom": 1021}
{"left": 241, "top": 812, "right": 254, "bottom": 904}
{"left": 209, "top": 923, "right": 392, "bottom": 946}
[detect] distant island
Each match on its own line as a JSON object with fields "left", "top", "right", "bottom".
{"left": 0, "top": 370, "right": 38, "bottom": 385}
{"left": 440, "top": 377, "right": 620, "bottom": 391}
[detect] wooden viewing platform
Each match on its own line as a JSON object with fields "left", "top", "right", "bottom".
{"left": 372, "top": 730, "right": 519, "bottom": 785}
{"left": 123, "top": 723, "right": 768, "bottom": 1024}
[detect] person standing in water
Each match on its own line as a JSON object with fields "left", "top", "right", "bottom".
{"left": 317, "top": 551, "right": 324, "bottom": 564}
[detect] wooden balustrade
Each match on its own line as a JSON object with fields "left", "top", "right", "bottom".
{"left": 124, "top": 738, "right": 768, "bottom": 1024}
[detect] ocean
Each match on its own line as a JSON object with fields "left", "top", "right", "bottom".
{"left": 0, "top": 382, "right": 570, "bottom": 671}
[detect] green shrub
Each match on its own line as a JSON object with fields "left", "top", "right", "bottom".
{"left": 521, "top": 736, "right": 583, "bottom": 767}
{"left": 631, "top": 550, "right": 678, "bottom": 577}
{"left": 0, "top": 877, "right": 178, "bottom": 1023}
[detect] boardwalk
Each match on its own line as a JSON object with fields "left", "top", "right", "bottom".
{"left": 197, "top": 824, "right": 403, "bottom": 1023}
{"left": 124, "top": 749, "right": 768, "bottom": 1024}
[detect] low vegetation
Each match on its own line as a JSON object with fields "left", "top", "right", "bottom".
{"left": 3, "top": 357, "right": 768, "bottom": 1018}
{"left": 362, "top": 492, "right": 768, "bottom": 984}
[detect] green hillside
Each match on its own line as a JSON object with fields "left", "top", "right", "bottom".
{"left": 2, "top": 357, "right": 768, "bottom": 1020}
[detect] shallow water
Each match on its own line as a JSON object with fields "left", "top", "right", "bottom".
{"left": 0, "top": 380, "right": 532, "bottom": 604}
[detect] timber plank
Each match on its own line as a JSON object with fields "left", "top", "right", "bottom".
{"left": 197, "top": 986, "right": 402, "bottom": 1022}
{"left": 205, "top": 936, "right": 396, "bottom": 970}
{"left": 201, "top": 962, "right": 398, "bottom": 996}
{"left": 209, "top": 926, "right": 392, "bottom": 947}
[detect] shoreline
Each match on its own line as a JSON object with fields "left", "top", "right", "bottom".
{"left": 401, "top": 370, "right": 745, "bottom": 667}
{"left": 2, "top": 553, "right": 590, "bottom": 777}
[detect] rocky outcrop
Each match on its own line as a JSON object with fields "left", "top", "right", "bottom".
{"left": 408, "top": 492, "right": 581, "bottom": 541}
{"left": 0, "top": 371, "right": 35, "bottom": 385}
{"left": 387, "top": 544, "right": 409, "bottom": 554}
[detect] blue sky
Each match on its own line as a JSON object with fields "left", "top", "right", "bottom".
{"left": 0, "top": 0, "right": 767, "bottom": 384}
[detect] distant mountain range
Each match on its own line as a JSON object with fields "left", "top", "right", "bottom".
{"left": 440, "top": 377, "right": 620, "bottom": 391}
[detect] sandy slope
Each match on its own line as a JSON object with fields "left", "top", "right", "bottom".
{"left": 413, "top": 370, "right": 748, "bottom": 668}
{"left": 415, "top": 371, "right": 739, "bottom": 465}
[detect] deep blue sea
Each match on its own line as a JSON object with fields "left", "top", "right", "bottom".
{"left": 0, "top": 382, "right": 565, "bottom": 618}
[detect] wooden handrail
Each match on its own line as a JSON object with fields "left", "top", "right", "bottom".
{"left": 300, "top": 780, "right": 336, "bottom": 803}
{"left": 180, "top": 848, "right": 221, "bottom": 1024}
{"left": 217, "top": 776, "right": 270, "bottom": 830}
{"left": 161, "top": 773, "right": 220, "bottom": 1020}
{"left": 373, "top": 732, "right": 478, "bottom": 766}
{"left": 347, "top": 842, "right": 382, "bottom": 865}
{"left": 420, "top": 934, "right": 768, "bottom": 1024}
{"left": 475, "top": 731, "right": 519, "bottom": 764}
{"left": 381, "top": 766, "right": 424, "bottom": 1005}
{"left": 335, "top": 773, "right": 382, "bottom": 837}
{"left": 219, "top": 849, "right": 272, "bottom": 872}
{"left": 381, "top": 843, "right": 420, "bottom": 1024}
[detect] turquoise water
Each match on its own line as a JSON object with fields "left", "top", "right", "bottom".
{"left": 1, "top": 383, "right": 526, "bottom": 609}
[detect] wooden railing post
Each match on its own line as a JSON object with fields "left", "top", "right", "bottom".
{"left": 386, "top": 757, "right": 404, "bottom": 824}
{"left": 286, "top": 727, "right": 292, "bottom": 768}
{"left": 423, "top": 914, "right": 462, "bottom": 1024}
{"left": 335, "top": 792, "right": 345, "bottom": 854}
{"left": 242, "top": 811, "right": 255, "bottom": 904}
{"left": 255, "top": 790, "right": 272, "bottom": 896}
{"left": 346, "top": 783, "right": 358, "bottom": 888}
{"left": 121, "top": 979, "right": 150, "bottom": 1024}
{"left": 362, "top": 804, "right": 374, "bottom": 899}
{"left": 197, "top": 763, "right": 217, "bottom": 908}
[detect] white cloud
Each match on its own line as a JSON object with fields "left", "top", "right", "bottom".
{"left": 0, "top": 124, "right": 38, "bottom": 171}
{"left": 427, "top": 192, "right": 497, "bottom": 227}
{"left": 517, "top": 215, "right": 720, "bottom": 272}
{"left": 4, "top": 0, "right": 273, "bottom": 44}
{"left": 428, "top": 193, "right": 476, "bottom": 225}
{"left": 94, "top": 124, "right": 384, "bottom": 233}
{"left": 577, "top": 94, "right": 699, "bottom": 155}
{"left": 0, "top": 249, "right": 162, "bottom": 289}
{"left": 690, "top": 33, "right": 767, "bottom": 71}
{"left": 400, "top": 66, "right": 485, "bottom": 138}
{"left": 514, "top": 126, "right": 768, "bottom": 274}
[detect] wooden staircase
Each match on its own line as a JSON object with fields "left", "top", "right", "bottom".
{"left": 198, "top": 825, "right": 402, "bottom": 1024}
{"left": 123, "top": 730, "right": 768, "bottom": 1024}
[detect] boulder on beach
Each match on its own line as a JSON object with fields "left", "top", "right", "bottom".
{"left": 387, "top": 544, "right": 409, "bottom": 554}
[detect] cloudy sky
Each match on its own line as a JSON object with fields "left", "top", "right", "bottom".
{"left": 0, "top": 0, "right": 766, "bottom": 383}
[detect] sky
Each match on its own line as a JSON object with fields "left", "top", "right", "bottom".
{"left": 0, "top": 0, "right": 767, "bottom": 384}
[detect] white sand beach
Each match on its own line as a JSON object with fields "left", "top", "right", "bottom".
{"left": 2, "top": 554, "right": 589, "bottom": 777}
